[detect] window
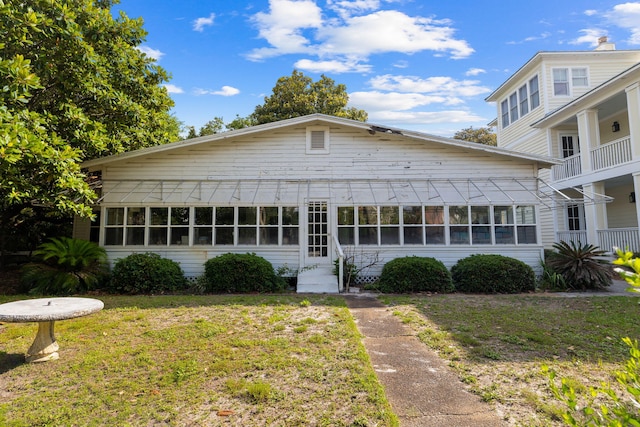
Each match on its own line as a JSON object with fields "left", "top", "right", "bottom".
{"left": 105, "top": 206, "right": 299, "bottom": 247}
{"left": 424, "top": 206, "right": 445, "bottom": 244}
{"left": 567, "top": 205, "right": 582, "bottom": 231}
{"left": 403, "top": 206, "right": 423, "bottom": 244}
{"left": 516, "top": 206, "right": 537, "bottom": 244}
{"left": 572, "top": 68, "right": 588, "bottom": 87}
{"left": 449, "top": 206, "right": 469, "bottom": 244}
{"left": 501, "top": 100, "right": 509, "bottom": 128}
{"left": 529, "top": 76, "right": 540, "bottom": 109}
{"left": 471, "top": 206, "right": 491, "bottom": 244}
{"left": 282, "top": 207, "right": 299, "bottom": 245}
{"left": 501, "top": 75, "right": 540, "bottom": 128}
{"left": 259, "top": 207, "right": 279, "bottom": 245}
{"left": 553, "top": 68, "right": 569, "bottom": 96}
{"left": 380, "top": 206, "right": 400, "bottom": 244}
{"left": 494, "top": 206, "right": 515, "bottom": 244}
{"left": 126, "top": 207, "right": 146, "bottom": 245}
{"left": 335, "top": 205, "right": 536, "bottom": 246}
{"left": 509, "top": 92, "right": 519, "bottom": 123}
{"left": 518, "top": 84, "right": 529, "bottom": 116}
{"left": 215, "top": 207, "right": 234, "bottom": 245}
{"left": 338, "top": 206, "right": 355, "bottom": 245}
{"left": 238, "top": 207, "right": 257, "bottom": 244}
{"left": 105, "top": 208, "right": 124, "bottom": 245}
{"left": 358, "top": 206, "right": 378, "bottom": 245}
{"left": 194, "top": 207, "right": 213, "bottom": 245}
{"left": 553, "top": 67, "right": 587, "bottom": 96}
{"left": 561, "top": 135, "right": 579, "bottom": 158}
{"left": 306, "top": 126, "right": 329, "bottom": 153}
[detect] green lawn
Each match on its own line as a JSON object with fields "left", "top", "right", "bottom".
{"left": 0, "top": 295, "right": 397, "bottom": 426}
{"left": 382, "top": 293, "right": 640, "bottom": 426}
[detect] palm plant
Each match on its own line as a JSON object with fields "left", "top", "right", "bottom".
{"left": 21, "top": 237, "right": 109, "bottom": 295}
{"left": 546, "top": 240, "right": 613, "bottom": 290}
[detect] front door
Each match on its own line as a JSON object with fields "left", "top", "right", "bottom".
{"left": 306, "top": 201, "right": 331, "bottom": 265}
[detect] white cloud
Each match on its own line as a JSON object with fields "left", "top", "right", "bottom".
{"left": 366, "top": 109, "right": 487, "bottom": 125}
{"left": 137, "top": 46, "right": 164, "bottom": 60}
{"left": 163, "top": 84, "right": 184, "bottom": 94}
{"left": 368, "top": 74, "right": 491, "bottom": 97}
{"left": 584, "top": 9, "right": 598, "bottom": 16}
{"left": 349, "top": 91, "right": 463, "bottom": 112}
{"left": 246, "top": 2, "right": 473, "bottom": 63}
{"left": 506, "top": 32, "right": 551, "bottom": 45}
{"left": 605, "top": 2, "right": 640, "bottom": 45}
{"left": 465, "top": 68, "right": 486, "bottom": 76}
{"left": 193, "top": 13, "right": 216, "bottom": 32}
{"left": 294, "top": 58, "right": 372, "bottom": 73}
{"left": 194, "top": 86, "right": 240, "bottom": 96}
{"left": 318, "top": 11, "right": 473, "bottom": 59}
{"left": 569, "top": 28, "right": 606, "bottom": 46}
{"left": 246, "top": 0, "right": 323, "bottom": 60}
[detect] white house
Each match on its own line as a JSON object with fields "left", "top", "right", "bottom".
{"left": 486, "top": 38, "right": 640, "bottom": 254}
{"left": 78, "top": 114, "right": 556, "bottom": 292}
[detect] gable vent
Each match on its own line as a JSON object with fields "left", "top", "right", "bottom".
{"left": 310, "top": 130, "right": 326, "bottom": 150}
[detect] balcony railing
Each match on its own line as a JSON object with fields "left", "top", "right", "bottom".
{"left": 556, "top": 230, "right": 587, "bottom": 246}
{"left": 556, "top": 228, "right": 639, "bottom": 253}
{"left": 552, "top": 154, "right": 582, "bottom": 181}
{"left": 591, "top": 136, "right": 632, "bottom": 171}
{"left": 551, "top": 136, "right": 633, "bottom": 181}
{"left": 597, "top": 228, "right": 640, "bottom": 253}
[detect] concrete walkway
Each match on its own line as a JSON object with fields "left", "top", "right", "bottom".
{"left": 344, "top": 294, "right": 506, "bottom": 427}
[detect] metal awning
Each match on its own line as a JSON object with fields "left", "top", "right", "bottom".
{"left": 95, "top": 177, "right": 556, "bottom": 206}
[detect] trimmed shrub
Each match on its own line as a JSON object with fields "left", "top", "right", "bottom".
{"left": 21, "top": 237, "right": 109, "bottom": 295}
{"left": 377, "top": 256, "right": 453, "bottom": 293}
{"left": 451, "top": 254, "right": 535, "bottom": 294}
{"left": 108, "top": 253, "right": 187, "bottom": 294}
{"left": 203, "top": 253, "right": 286, "bottom": 293}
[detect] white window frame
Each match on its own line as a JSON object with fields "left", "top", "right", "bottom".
{"left": 553, "top": 67, "right": 588, "bottom": 97}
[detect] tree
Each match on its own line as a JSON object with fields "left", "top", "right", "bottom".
{"left": 198, "top": 117, "right": 225, "bottom": 136}
{"left": 250, "top": 70, "right": 368, "bottom": 125}
{"left": 453, "top": 126, "right": 497, "bottom": 146}
{"left": 0, "top": 0, "right": 179, "bottom": 261}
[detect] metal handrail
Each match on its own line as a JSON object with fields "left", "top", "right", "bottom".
{"left": 333, "top": 234, "right": 344, "bottom": 292}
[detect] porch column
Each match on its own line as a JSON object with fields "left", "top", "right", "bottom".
{"left": 576, "top": 109, "right": 600, "bottom": 174}
{"left": 625, "top": 82, "right": 640, "bottom": 158}
{"left": 582, "top": 182, "right": 607, "bottom": 249}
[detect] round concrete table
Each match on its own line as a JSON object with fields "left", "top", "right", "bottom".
{"left": 0, "top": 297, "right": 104, "bottom": 363}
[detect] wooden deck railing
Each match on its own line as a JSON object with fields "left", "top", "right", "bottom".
{"left": 591, "top": 136, "right": 632, "bottom": 171}
{"left": 552, "top": 154, "right": 582, "bottom": 181}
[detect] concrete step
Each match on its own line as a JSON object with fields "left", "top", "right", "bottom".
{"left": 297, "top": 266, "right": 339, "bottom": 293}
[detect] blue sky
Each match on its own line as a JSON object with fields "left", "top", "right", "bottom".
{"left": 114, "top": 0, "right": 640, "bottom": 137}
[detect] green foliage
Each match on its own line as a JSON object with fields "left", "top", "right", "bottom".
{"left": 109, "top": 253, "right": 187, "bottom": 294}
{"left": 545, "top": 337, "right": 640, "bottom": 426}
{"left": 21, "top": 237, "right": 108, "bottom": 295}
{"left": 547, "top": 241, "right": 613, "bottom": 290}
{"left": 203, "top": 253, "right": 286, "bottom": 293}
{"left": 613, "top": 248, "right": 640, "bottom": 293}
{"left": 250, "top": 70, "right": 368, "bottom": 124}
{"left": 0, "top": 0, "right": 178, "bottom": 256}
{"left": 453, "top": 126, "right": 497, "bottom": 146}
{"left": 538, "top": 258, "right": 568, "bottom": 291}
{"left": 377, "top": 256, "right": 453, "bottom": 293}
{"left": 451, "top": 254, "right": 535, "bottom": 294}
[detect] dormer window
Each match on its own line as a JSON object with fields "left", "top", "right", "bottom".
{"left": 306, "top": 126, "right": 330, "bottom": 154}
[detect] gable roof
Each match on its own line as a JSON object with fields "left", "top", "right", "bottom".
{"left": 82, "top": 113, "right": 558, "bottom": 169}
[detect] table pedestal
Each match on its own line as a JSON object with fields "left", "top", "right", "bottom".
{"left": 26, "top": 321, "right": 59, "bottom": 363}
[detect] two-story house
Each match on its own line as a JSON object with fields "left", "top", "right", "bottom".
{"left": 486, "top": 37, "right": 640, "bottom": 254}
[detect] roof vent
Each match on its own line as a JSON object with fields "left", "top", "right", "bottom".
{"left": 595, "top": 36, "right": 615, "bottom": 51}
